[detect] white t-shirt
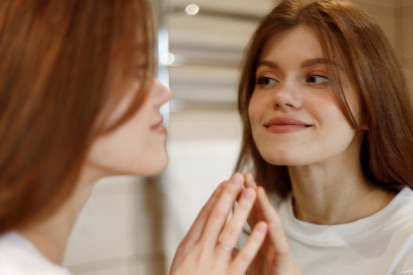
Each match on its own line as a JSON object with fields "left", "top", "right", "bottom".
{"left": 0, "top": 231, "right": 72, "bottom": 275}
{"left": 278, "top": 187, "right": 413, "bottom": 275}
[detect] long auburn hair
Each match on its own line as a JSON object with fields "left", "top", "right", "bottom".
{"left": 0, "top": 0, "right": 155, "bottom": 233}
{"left": 235, "top": 0, "right": 413, "bottom": 197}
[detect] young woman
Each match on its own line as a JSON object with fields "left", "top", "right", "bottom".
{"left": 235, "top": 0, "right": 413, "bottom": 274}
{"left": 0, "top": 0, "right": 268, "bottom": 274}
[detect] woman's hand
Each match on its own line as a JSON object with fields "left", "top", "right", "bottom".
{"left": 243, "top": 173, "right": 302, "bottom": 275}
{"left": 169, "top": 173, "right": 268, "bottom": 275}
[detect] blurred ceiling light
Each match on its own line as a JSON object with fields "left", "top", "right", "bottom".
{"left": 185, "top": 4, "right": 200, "bottom": 16}
{"left": 160, "top": 52, "right": 185, "bottom": 66}
{"left": 160, "top": 52, "right": 176, "bottom": 66}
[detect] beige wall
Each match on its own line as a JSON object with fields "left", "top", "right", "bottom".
{"left": 354, "top": 0, "right": 413, "bottom": 91}
{"left": 354, "top": 0, "right": 397, "bottom": 47}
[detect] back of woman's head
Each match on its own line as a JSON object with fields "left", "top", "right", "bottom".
{"left": 0, "top": 0, "right": 155, "bottom": 232}
{"left": 236, "top": 0, "right": 413, "bottom": 196}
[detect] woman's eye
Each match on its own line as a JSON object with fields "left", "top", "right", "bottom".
{"left": 256, "top": 77, "right": 277, "bottom": 86}
{"left": 307, "top": 75, "right": 329, "bottom": 84}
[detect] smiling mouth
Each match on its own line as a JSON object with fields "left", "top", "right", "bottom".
{"left": 264, "top": 117, "right": 312, "bottom": 133}
{"left": 265, "top": 124, "right": 310, "bottom": 133}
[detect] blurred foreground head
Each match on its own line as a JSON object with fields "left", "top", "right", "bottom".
{"left": 0, "top": 0, "right": 155, "bottom": 232}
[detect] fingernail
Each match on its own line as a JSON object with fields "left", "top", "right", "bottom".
{"left": 245, "top": 173, "right": 252, "bottom": 182}
{"left": 243, "top": 188, "right": 255, "bottom": 199}
{"left": 256, "top": 222, "right": 267, "bottom": 232}
{"left": 231, "top": 173, "right": 242, "bottom": 185}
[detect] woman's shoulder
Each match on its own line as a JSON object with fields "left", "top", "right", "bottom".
{"left": 390, "top": 187, "right": 413, "bottom": 224}
{"left": 0, "top": 231, "right": 72, "bottom": 275}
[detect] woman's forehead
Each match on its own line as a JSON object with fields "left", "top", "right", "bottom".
{"left": 259, "top": 25, "right": 347, "bottom": 69}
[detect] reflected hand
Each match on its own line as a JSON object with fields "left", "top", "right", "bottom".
{"left": 242, "top": 173, "right": 302, "bottom": 275}
{"left": 169, "top": 173, "right": 268, "bottom": 275}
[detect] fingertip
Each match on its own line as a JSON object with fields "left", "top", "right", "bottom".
{"left": 245, "top": 172, "right": 257, "bottom": 188}
{"left": 231, "top": 173, "right": 244, "bottom": 186}
{"left": 218, "top": 180, "right": 228, "bottom": 190}
{"left": 254, "top": 221, "right": 268, "bottom": 233}
{"left": 242, "top": 187, "right": 257, "bottom": 200}
{"left": 213, "top": 181, "right": 227, "bottom": 197}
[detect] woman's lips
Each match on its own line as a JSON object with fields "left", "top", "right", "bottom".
{"left": 264, "top": 116, "right": 311, "bottom": 133}
{"left": 151, "top": 118, "right": 167, "bottom": 135}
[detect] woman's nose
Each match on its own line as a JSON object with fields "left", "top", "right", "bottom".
{"left": 272, "top": 80, "right": 303, "bottom": 111}
{"left": 152, "top": 78, "right": 173, "bottom": 106}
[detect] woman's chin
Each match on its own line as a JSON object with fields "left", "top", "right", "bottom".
{"left": 137, "top": 155, "right": 168, "bottom": 177}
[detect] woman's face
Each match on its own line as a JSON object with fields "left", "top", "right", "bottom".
{"left": 86, "top": 76, "right": 172, "bottom": 179}
{"left": 248, "top": 25, "right": 363, "bottom": 167}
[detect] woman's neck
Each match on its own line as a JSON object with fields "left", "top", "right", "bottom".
{"left": 288, "top": 163, "right": 396, "bottom": 225}
{"left": 18, "top": 179, "right": 95, "bottom": 264}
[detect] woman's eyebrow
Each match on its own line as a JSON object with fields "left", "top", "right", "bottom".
{"left": 256, "top": 60, "right": 280, "bottom": 70}
{"left": 257, "top": 58, "right": 344, "bottom": 71}
{"left": 301, "top": 58, "right": 344, "bottom": 70}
